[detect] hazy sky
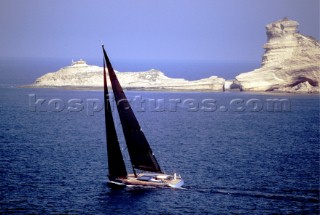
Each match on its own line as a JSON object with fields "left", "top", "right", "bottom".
{"left": 0, "top": 0, "right": 319, "bottom": 81}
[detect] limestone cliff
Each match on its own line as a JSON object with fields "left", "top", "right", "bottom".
{"left": 235, "top": 18, "right": 320, "bottom": 93}
{"left": 32, "top": 60, "right": 225, "bottom": 91}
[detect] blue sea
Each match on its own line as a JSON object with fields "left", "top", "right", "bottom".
{"left": 0, "top": 87, "right": 319, "bottom": 214}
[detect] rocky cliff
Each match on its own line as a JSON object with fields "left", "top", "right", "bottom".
{"left": 32, "top": 60, "right": 225, "bottom": 91}
{"left": 31, "top": 18, "right": 319, "bottom": 93}
{"left": 235, "top": 18, "right": 320, "bottom": 93}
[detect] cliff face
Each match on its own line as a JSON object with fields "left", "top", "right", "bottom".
{"left": 235, "top": 18, "right": 320, "bottom": 93}
{"left": 32, "top": 60, "right": 225, "bottom": 91}
{"left": 32, "top": 18, "right": 319, "bottom": 93}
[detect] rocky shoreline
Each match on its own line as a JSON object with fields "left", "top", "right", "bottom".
{"left": 29, "top": 18, "right": 319, "bottom": 93}
{"left": 234, "top": 18, "right": 319, "bottom": 93}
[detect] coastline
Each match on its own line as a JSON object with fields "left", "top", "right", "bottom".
{"left": 19, "top": 84, "right": 319, "bottom": 94}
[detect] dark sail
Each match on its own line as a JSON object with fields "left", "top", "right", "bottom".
{"left": 102, "top": 46, "right": 163, "bottom": 174}
{"left": 103, "top": 58, "right": 127, "bottom": 179}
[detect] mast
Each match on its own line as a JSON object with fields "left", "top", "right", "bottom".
{"left": 103, "top": 56, "right": 127, "bottom": 179}
{"left": 102, "top": 46, "right": 163, "bottom": 174}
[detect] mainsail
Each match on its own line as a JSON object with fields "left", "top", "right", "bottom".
{"left": 103, "top": 59, "right": 127, "bottom": 179}
{"left": 102, "top": 46, "right": 163, "bottom": 174}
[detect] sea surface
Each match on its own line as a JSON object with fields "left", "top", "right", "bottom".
{"left": 0, "top": 87, "right": 319, "bottom": 214}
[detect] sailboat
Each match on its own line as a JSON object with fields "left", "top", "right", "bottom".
{"left": 102, "top": 45, "right": 184, "bottom": 188}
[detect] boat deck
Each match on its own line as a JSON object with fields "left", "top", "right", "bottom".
{"left": 116, "top": 173, "right": 184, "bottom": 188}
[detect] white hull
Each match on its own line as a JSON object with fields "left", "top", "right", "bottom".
{"left": 109, "top": 173, "right": 184, "bottom": 188}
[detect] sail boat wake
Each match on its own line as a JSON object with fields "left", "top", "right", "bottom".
{"left": 102, "top": 45, "right": 184, "bottom": 188}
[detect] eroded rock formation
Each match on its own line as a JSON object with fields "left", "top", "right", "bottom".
{"left": 235, "top": 18, "right": 320, "bottom": 93}
{"left": 32, "top": 60, "right": 225, "bottom": 91}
